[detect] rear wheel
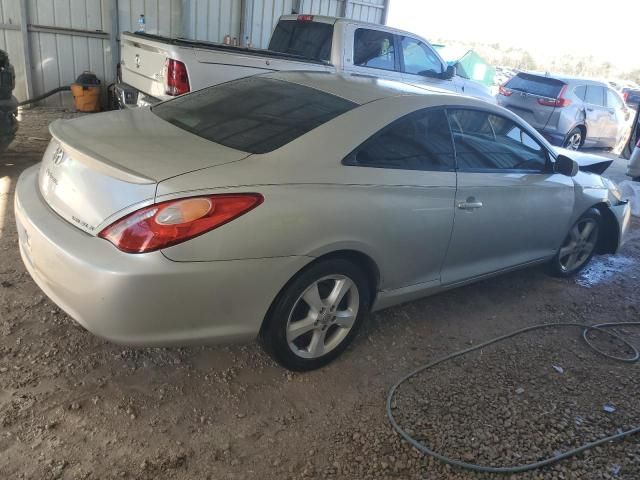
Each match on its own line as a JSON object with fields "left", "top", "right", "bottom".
{"left": 563, "top": 127, "right": 583, "bottom": 151}
{"left": 548, "top": 209, "right": 601, "bottom": 277}
{"left": 261, "top": 258, "right": 370, "bottom": 371}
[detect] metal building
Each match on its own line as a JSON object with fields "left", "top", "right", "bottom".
{"left": 0, "top": 0, "right": 388, "bottom": 106}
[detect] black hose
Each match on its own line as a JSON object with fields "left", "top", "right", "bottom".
{"left": 18, "top": 86, "right": 71, "bottom": 107}
{"left": 386, "top": 322, "right": 640, "bottom": 474}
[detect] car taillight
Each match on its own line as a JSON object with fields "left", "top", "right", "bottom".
{"left": 498, "top": 85, "right": 513, "bottom": 96}
{"left": 624, "top": 91, "right": 630, "bottom": 102}
{"left": 297, "top": 14, "right": 314, "bottom": 21}
{"left": 163, "top": 58, "right": 190, "bottom": 96}
{"left": 98, "top": 194, "right": 263, "bottom": 253}
{"left": 537, "top": 84, "right": 571, "bottom": 107}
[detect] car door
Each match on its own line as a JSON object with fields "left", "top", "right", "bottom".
{"left": 397, "top": 35, "right": 459, "bottom": 93}
{"left": 342, "top": 108, "right": 457, "bottom": 289}
{"left": 605, "top": 88, "right": 628, "bottom": 147}
{"left": 345, "top": 27, "right": 403, "bottom": 82}
{"left": 583, "top": 85, "right": 609, "bottom": 146}
{"left": 440, "top": 108, "right": 575, "bottom": 285}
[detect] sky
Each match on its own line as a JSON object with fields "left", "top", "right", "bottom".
{"left": 387, "top": 0, "right": 639, "bottom": 71}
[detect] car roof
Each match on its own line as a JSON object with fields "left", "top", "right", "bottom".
{"left": 262, "top": 70, "right": 459, "bottom": 105}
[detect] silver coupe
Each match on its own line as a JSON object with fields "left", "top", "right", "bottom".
{"left": 15, "top": 72, "right": 631, "bottom": 370}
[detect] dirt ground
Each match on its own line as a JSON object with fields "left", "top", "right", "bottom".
{"left": 0, "top": 108, "right": 639, "bottom": 480}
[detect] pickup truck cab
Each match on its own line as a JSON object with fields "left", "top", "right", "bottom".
{"left": 117, "top": 15, "right": 494, "bottom": 107}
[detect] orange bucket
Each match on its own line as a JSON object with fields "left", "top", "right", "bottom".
{"left": 71, "top": 71, "right": 101, "bottom": 112}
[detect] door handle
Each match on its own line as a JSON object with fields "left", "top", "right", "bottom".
{"left": 457, "top": 198, "right": 483, "bottom": 210}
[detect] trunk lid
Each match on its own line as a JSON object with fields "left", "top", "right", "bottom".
{"left": 120, "top": 33, "right": 170, "bottom": 98}
{"left": 498, "top": 73, "right": 565, "bottom": 129}
{"left": 39, "top": 108, "right": 249, "bottom": 235}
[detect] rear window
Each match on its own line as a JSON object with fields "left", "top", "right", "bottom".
{"left": 268, "top": 20, "right": 334, "bottom": 62}
{"left": 152, "top": 77, "right": 357, "bottom": 154}
{"left": 505, "top": 73, "right": 565, "bottom": 98}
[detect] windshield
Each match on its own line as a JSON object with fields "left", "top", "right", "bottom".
{"left": 268, "top": 20, "right": 334, "bottom": 62}
{"left": 152, "top": 77, "right": 357, "bottom": 154}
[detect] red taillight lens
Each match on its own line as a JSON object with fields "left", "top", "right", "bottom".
{"left": 498, "top": 85, "right": 513, "bottom": 96}
{"left": 98, "top": 194, "right": 263, "bottom": 253}
{"left": 297, "top": 14, "right": 314, "bottom": 21}
{"left": 624, "top": 91, "right": 630, "bottom": 102}
{"left": 537, "top": 84, "right": 571, "bottom": 108}
{"left": 163, "top": 58, "right": 190, "bottom": 96}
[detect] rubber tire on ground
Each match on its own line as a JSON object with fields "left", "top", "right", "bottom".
{"left": 633, "top": 177, "right": 640, "bottom": 182}
{"left": 563, "top": 127, "right": 583, "bottom": 150}
{"left": 261, "top": 258, "right": 370, "bottom": 371}
{"left": 547, "top": 208, "right": 601, "bottom": 278}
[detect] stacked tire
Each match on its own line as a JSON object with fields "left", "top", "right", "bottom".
{"left": 0, "top": 50, "right": 18, "bottom": 154}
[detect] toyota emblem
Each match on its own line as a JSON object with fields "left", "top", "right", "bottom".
{"left": 53, "top": 146, "right": 64, "bottom": 165}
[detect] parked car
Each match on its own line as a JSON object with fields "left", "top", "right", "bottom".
{"left": 627, "top": 138, "right": 640, "bottom": 180}
{"left": 16, "top": 72, "right": 630, "bottom": 371}
{"left": 497, "top": 72, "right": 630, "bottom": 150}
{"left": 115, "top": 14, "right": 494, "bottom": 108}
{"left": 622, "top": 87, "right": 640, "bottom": 109}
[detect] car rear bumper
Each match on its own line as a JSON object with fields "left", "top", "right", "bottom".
{"left": 539, "top": 129, "right": 566, "bottom": 147}
{"left": 114, "top": 82, "right": 163, "bottom": 109}
{"left": 15, "top": 164, "right": 310, "bottom": 346}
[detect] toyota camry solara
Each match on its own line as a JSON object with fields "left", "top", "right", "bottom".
{"left": 15, "top": 72, "right": 631, "bottom": 371}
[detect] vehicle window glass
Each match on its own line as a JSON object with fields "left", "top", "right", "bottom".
{"left": 353, "top": 28, "right": 396, "bottom": 71}
{"left": 268, "top": 20, "right": 334, "bottom": 61}
{"left": 400, "top": 36, "right": 442, "bottom": 76}
{"left": 574, "top": 85, "right": 586, "bottom": 101}
{"left": 505, "top": 73, "right": 564, "bottom": 98}
{"left": 606, "top": 89, "right": 623, "bottom": 109}
{"left": 448, "top": 109, "right": 548, "bottom": 172}
{"left": 585, "top": 86, "right": 605, "bottom": 106}
{"left": 344, "top": 109, "right": 454, "bottom": 171}
{"left": 152, "top": 76, "right": 357, "bottom": 154}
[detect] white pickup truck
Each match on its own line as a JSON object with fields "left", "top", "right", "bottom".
{"left": 116, "top": 14, "right": 494, "bottom": 108}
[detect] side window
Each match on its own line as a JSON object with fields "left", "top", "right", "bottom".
{"left": 585, "top": 86, "right": 605, "bottom": 106}
{"left": 400, "top": 36, "right": 442, "bottom": 76}
{"left": 353, "top": 29, "right": 396, "bottom": 71}
{"left": 574, "top": 85, "right": 586, "bottom": 101}
{"left": 606, "top": 89, "right": 623, "bottom": 109}
{"left": 344, "top": 109, "right": 455, "bottom": 171}
{"left": 448, "top": 109, "right": 548, "bottom": 172}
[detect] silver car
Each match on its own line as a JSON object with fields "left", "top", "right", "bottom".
{"left": 15, "top": 72, "right": 631, "bottom": 371}
{"left": 498, "top": 72, "right": 630, "bottom": 151}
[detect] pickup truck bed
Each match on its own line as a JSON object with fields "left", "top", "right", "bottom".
{"left": 119, "top": 30, "right": 335, "bottom": 106}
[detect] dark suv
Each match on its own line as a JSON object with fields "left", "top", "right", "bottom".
{"left": 497, "top": 72, "right": 630, "bottom": 150}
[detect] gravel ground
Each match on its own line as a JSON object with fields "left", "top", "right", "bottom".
{"left": 0, "top": 107, "right": 639, "bottom": 480}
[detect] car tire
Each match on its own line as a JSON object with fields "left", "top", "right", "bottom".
{"left": 547, "top": 208, "right": 601, "bottom": 278}
{"left": 260, "top": 258, "right": 370, "bottom": 371}
{"left": 633, "top": 177, "right": 640, "bottom": 182}
{"left": 563, "top": 127, "right": 583, "bottom": 151}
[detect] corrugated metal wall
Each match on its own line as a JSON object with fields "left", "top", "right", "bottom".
{"left": 118, "top": 0, "right": 182, "bottom": 36}
{"left": 184, "top": 0, "right": 242, "bottom": 42}
{"left": 0, "top": 2, "right": 27, "bottom": 101}
{"left": 27, "top": 0, "right": 116, "bottom": 106}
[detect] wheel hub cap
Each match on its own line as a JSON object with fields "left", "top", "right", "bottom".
{"left": 286, "top": 275, "right": 360, "bottom": 359}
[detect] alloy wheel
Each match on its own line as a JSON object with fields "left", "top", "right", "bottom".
{"left": 565, "top": 132, "right": 582, "bottom": 151}
{"left": 558, "top": 218, "right": 598, "bottom": 272}
{"left": 286, "top": 275, "right": 359, "bottom": 359}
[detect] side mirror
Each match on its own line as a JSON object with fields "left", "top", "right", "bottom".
{"left": 442, "top": 65, "right": 456, "bottom": 80}
{"left": 554, "top": 154, "right": 579, "bottom": 177}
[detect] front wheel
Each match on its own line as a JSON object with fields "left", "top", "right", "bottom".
{"left": 261, "top": 258, "right": 370, "bottom": 371}
{"left": 548, "top": 209, "right": 601, "bottom": 277}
